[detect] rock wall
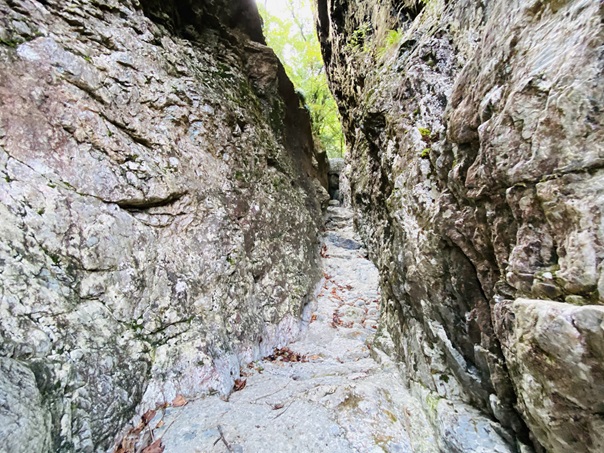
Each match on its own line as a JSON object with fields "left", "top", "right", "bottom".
{"left": 0, "top": 0, "right": 328, "bottom": 451}
{"left": 327, "top": 157, "right": 344, "bottom": 200}
{"left": 316, "top": 0, "right": 604, "bottom": 451}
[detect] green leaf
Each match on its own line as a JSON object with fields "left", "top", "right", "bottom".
{"left": 258, "top": 0, "right": 345, "bottom": 158}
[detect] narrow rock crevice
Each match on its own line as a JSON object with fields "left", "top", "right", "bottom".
{"left": 0, "top": 0, "right": 602, "bottom": 452}
{"left": 115, "top": 192, "right": 186, "bottom": 211}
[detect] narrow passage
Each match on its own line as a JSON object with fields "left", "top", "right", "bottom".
{"left": 153, "top": 202, "right": 437, "bottom": 452}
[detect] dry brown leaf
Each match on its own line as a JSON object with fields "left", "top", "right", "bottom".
{"left": 332, "top": 311, "right": 342, "bottom": 328}
{"left": 114, "top": 422, "right": 142, "bottom": 453}
{"left": 142, "top": 439, "right": 165, "bottom": 453}
{"left": 265, "top": 347, "right": 307, "bottom": 363}
{"left": 155, "top": 420, "right": 165, "bottom": 429}
{"left": 330, "top": 287, "right": 343, "bottom": 301}
{"left": 141, "top": 409, "right": 156, "bottom": 425}
{"left": 172, "top": 394, "right": 188, "bottom": 407}
{"left": 272, "top": 403, "right": 284, "bottom": 410}
{"left": 130, "top": 421, "right": 145, "bottom": 436}
{"left": 234, "top": 378, "right": 247, "bottom": 391}
{"left": 310, "top": 313, "right": 318, "bottom": 322}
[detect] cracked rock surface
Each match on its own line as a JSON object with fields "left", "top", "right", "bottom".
{"left": 152, "top": 205, "right": 512, "bottom": 453}
{"left": 316, "top": 0, "right": 604, "bottom": 451}
{"left": 0, "top": 0, "right": 327, "bottom": 451}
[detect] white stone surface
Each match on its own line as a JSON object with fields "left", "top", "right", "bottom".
{"left": 154, "top": 207, "right": 512, "bottom": 452}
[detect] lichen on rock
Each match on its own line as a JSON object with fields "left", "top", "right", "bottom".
{"left": 0, "top": 0, "right": 327, "bottom": 451}
{"left": 316, "top": 0, "right": 604, "bottom": 451}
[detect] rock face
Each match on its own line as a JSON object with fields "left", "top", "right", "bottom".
{"left": 328, "top": 157, "right": 344, "bottom": 200}
{"left": 316, "top": 0, "right": 604, "bottom": 451}
{"left": 0, "top": 0, "right": 328, "bottom": 451}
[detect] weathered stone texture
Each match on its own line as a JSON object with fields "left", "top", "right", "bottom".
{"left": 0, "top": 0, "right": 327, "bottom": 451}
{"left": 0, "top": 358, "right": 52, "bottom": 452}
{"left": 316, "top": 0, "right": 603, "bottom": 451}
{"left": 495, "top": 300, "right": 604, "bottom": 453}
{"left": 328, "top": 157, "right": 344, "bottom": 201}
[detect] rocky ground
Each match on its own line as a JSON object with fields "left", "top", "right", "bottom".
{"left": 136, "top": 203, "right": 512, "bottom": 453}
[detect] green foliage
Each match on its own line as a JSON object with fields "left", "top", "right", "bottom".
{"left": 0, "top": 37, "right": 23, "bottom": 48}
{"left": 347, "top": 22, "right": 372, "bottom": 53}
{"left": 418, "top": 127, "right": 431, "bottom": 137}
{"left": 385, "top": 29, "right": 403, "bottom": 48}
{"left": 258, "top": 0, "right": 345, "bottom": 158}
{"left": 420, "top": 148, "right": 431, "bottom": 158}
{"left": 376, "top": 29, "right": 403, "bottom": 59}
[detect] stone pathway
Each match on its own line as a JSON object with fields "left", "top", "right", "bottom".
{"left": 151, "top": 203, "right": 438, "bottom": 452}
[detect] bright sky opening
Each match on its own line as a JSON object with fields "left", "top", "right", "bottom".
{"left": 255, "top": 0, "right": 314, "bottom": 26}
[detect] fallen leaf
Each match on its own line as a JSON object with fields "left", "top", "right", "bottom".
{"left": 265, "top": 347, "right": 307, "bottom": 363}
{"left": 142, "top": 409, "right": 156, "bottom": 425}
{"left": 330, "top": 287, "right": 343, "bottom": 301}
{"left": 130, "top": 421, "right": 145, "bottom": 436}
{"left": 272, "top": 403, "right": 284, "bottom": 410}
{"left": 155, "top": 420, "right": 165, "bottom": 429}
{"left": 172, "top": 394, "right": 188, "bottom": 407}
{"left": 310, "top": 313, "right": 318, "bottom": 322}
{"left": 332, "top": 311, "right": 342, "bottom": 328}
{"left": 142, "top": 439, "right": 165, "bottom": 453}
{"left": 234, "top": 378, "right": 247, "bottom": 391}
